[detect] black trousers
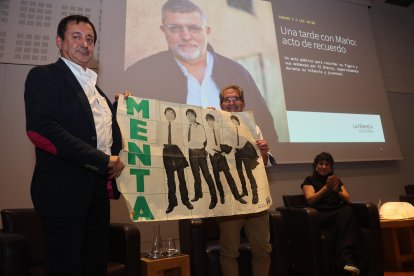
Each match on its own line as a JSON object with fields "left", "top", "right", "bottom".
{"left": 209, "top": 153, "right": 241, "bottom": 200}
{"left": 235, "top": 157, "right": 258, "bottom": 197}
{"left": 165, "top": 163, "right": 189, "bottom": 204}
{"left": 41, "top": 179, "right": 110, "bottom": 276}
{"left": 318, "top": 205, "right": 360, "bottom": 270}
{"left": 189, "top": 148, "right": 217, "bottom": 200}
{"left": 163, "top": 145, "right": 190, "bottom": 204}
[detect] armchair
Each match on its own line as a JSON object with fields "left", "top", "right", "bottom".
{"left": 399, "top": 194, "right": 414, "bottom": 205}
{"left": 178, "top": 210, "right": 288, "bottom": 276}
{"left": 399, "top": 185, "right": 414, "bottom": 207}
{"left": 277, "top": 195, "right": 383, "bottom": 276}
{"left": 404, "top": 184, "right": 414, "bottom": 195}
{"left": 0, "top": 208, "right": 140, "bottom": 276}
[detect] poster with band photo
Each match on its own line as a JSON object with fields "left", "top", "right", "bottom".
{"left": 116, "top": 96, "right": 272, "bottom": 222}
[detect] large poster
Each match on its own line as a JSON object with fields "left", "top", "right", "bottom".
{"left": 116, "top": 96, "right": 272, "bottom": 222}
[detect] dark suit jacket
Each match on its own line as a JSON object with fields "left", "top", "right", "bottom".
{"left": 163, "top": 144, "right": 189, "bottom": 170}
{"left": 235, "top": 141, "right": 260, "bottom": 170}
{"left": 24, "top": 59, "right": 122, "bottom": 217}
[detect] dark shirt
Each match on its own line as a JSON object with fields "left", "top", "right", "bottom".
{"left": 301, "top": 174, "right": 344, "bottom": 210}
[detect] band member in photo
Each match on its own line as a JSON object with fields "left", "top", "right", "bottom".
{"left": 161, "top": 107, "right": 194, "bottom": 213}
{"left": 231, "top": 115, "right": 260, "bottom": 204}
{"left": 205, "top": 113, "right": 247, "bottom": 205}
{"left": 186, "top": 108, "right": 217, "bottom": 209}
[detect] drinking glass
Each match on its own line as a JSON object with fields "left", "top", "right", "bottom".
{"left": 166, "top": 238, "right": 178, "bottom": 257}
{"left": 151, "top": 224, "right": 163, "bottom": 258}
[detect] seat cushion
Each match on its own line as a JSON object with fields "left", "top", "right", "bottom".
{"left": 1, "top": 209, "right": 44, "bottom": 267}
{"left": 107, "top": 262, "right": 126, "bottom": 276}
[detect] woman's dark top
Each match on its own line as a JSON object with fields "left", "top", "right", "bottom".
{"left": 301, "top": 174, "right": 345, "bottom": 210}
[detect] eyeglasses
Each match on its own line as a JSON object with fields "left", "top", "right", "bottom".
{"left": 162, "top": 24, "right": 206, "bottom": 34}
{"left": 223, "top": 96, "right": 242, "bottom": 103}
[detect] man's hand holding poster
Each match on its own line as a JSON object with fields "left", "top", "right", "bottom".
{"left": 116, "top": 96, "right": 272, "bottom": 222}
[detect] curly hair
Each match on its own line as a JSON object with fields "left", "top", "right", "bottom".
{"left": 312, "top": 152, "right": 334, "bottom": 176}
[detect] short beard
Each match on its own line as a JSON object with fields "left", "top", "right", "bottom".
{"left": 172, "top": 42, "right": 207, "bottom": 62}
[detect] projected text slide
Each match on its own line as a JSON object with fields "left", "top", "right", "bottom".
{"left": 287, "top": 111, "right": 385, "bottom": 142}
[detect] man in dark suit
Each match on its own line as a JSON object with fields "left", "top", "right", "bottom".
{"left": 160, "top": 107, "right": 194, "bottom": 213}
{"left": 24, "top": 15, "right": 125, "bottom": 275}
{"left": 205, "top": 113, "right": 247, "bottom": 205}
{"left": 186, "top": 108, "right": 217, "bottom": 209}
{"left": 230, "top": 115, "right": 260, "bottom": 204}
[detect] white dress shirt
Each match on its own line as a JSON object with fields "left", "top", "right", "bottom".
{"left": 61, "top": 57, "right": 113, "bottom": 155}
{"left": 176, "top": 51, "right": 221, "bottom": 109}
{"left": 187, "top": 123, "right": 207, "bottom": 149}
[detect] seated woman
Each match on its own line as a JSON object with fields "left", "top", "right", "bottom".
{"left": 301, "top": 152, "right": 360, "bottom": 275}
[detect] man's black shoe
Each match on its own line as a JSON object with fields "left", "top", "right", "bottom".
{"left": 220, "top": 197, "right": 225, "bottom": 204}
{"left": 191, "top": 195, "right": 202, "bottom": 202}
{"left": 238, "top": 198, "right": 247, "bottom": 204}
{"left": 252, "top": 194, "right": 258, "bottom": 204}
{"left": 166, "top": 202, "right": 177, "bottom": 214}
{"left": 209, "top": 200, "right": 217, "bottom": 209}
{"left": 183, "top": 201, "right": 194, "bottom": 210}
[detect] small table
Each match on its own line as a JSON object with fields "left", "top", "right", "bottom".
{"left": 140, "top": 254, "right": 190, "bottom": 276}
{"left": 381, "top": 218, "right": 414, "bottom": 270}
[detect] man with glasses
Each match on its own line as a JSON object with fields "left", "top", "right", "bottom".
{"left": 124, "top": 0, "right": 277, "bottom": 142}
{"left": 217, "top": 84, "right": 275, "bottom": 276}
